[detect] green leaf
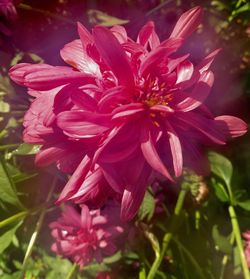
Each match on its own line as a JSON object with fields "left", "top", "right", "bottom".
{"left": 0, "top": 221, "right": 22, "bottom": 253}
{"left": 10, "top": 52, "right": 24, "bottom": 66}
{"left": 210, "top": 178, "right": 229, "bottom": 202}
{"left": 212, "top": 225, "right": 232, "bottom": 254}
{"left": 208, "top": 152, "right": 233, "bottom": 188}
{"left": 0, "top": 158, "right": 24, "bottom": 209}
{"left": 237, "top": 200, "right": 250, "bottom": 211}
{"left": 28, "top": 53, "right": 44, "bottom": 63}
{"left": 103, "top": 251, "right": 122, "bottom": 264}
{"left": 87, "top": 9, "right": 129, "bottom": 26}
{"left": 0, "top": 101, "right": 10, "bottom": 113}
{"left": 138, "top": 189, "right": 155, "bottom": 221}
{"left": 12, "top": 143, "right": 41, "bottom": 155}
{"left": 232, "top": 3, "right": 250, "bottom": 15}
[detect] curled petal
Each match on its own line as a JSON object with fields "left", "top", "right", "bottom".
{"left": 166, "top": 122, "right": 183, "bottom": 177}
{"left": 176, "top": 71, "right": 214, "bottom": 112}
{"left": 197, "top": 48, "right": 221, "bottom": 73}
{"left": 57, "top": 155, "right": 91, "bottom": 203}
{"left": 140, "top": 125, "right": 173, "bottom": 181}
{"left": 170, "top": 6, "right": 203, "bottom": 39}
{"left": 215, "top": 115, "right": 248, "bottom": 138}
{"left": 60, "top": 39, "right": 100, "bottom": 76}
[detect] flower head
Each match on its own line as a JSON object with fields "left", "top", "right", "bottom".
{"left": 9, "top": 6, "right": 247, "bottom": 220}
{"left": 50, "top": 202, "right": 124, "bottom": 267}
{"left": 243, "top": 230, "right": 250, "bottom": 267}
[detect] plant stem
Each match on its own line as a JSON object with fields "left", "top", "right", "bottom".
{"left": 228, "top": 205, "right": 250, "bottom": 279}
{"left": 65, "top": 263, "right": 78, "bottom": 279}
{"left": 219, "top": 233, "right": 235, "bottom": 279}
{"left": 146, "top": 188, "right": 188, "bottom": 279}
{"left": 20, "top": 177, "right": 57, "bottom": 279}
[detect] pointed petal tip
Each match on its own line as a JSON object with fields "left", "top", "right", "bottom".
{"left": 170, "top": 6, "right": 203, "bottom": 40}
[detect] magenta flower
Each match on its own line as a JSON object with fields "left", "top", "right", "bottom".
{"left": 242, "top": 230, "right": 250, "bottom": 267}
{"left": 9, "top": 6, "right": 247, "bottom": 220}
{"left": 50, "top": 202, "right": 124, "bottom": 268}
{"left": 0, "top": 0, "right": 18, "bottom": 21}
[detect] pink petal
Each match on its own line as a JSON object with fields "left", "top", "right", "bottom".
{"left": 140, "top": 45, "right": 181, "bottom": 76}
{"left": 70, "top": 168, "right": 103, "bottom": 199}
{"left": 57, "top": 111, "right": 111, "bottom": 138}
{"left": 170, "top": 6, "right": 203, "bottom": 39}
{"left": 111, "top": 25, "right": 128, "bottom": 43}
{"left": 177, "top": 111, "right": 226, "bottom": 144}
{"left": 77, "top": 22, "right": 93, "bottom": 49}
{"left": 80, "top": 205, "right": 92, "bottom": 230}
{"left": 93, "top": 26, "right": 134, "bottom": 88}
{"left": 120, "top": 162, "right": 151, "bottom": 221}
{"left": 150, "top": 104, "right": 174, "bottom": 113}
{"left": 166, "top": 122, "right": 183, "bottom": 177}
{"left": 60, "top": 39, "right": 100, "bottom": 76}
{"left": 176, "top": 60, "right": 194, "bottom": 83}
{"left": 197, "top": 49, "right": 221, "bottom": 73}
{"left": 140, "top": 125, "right": 173, "bottom": 181}
{"left": 137, "top": 21, "right": 155, "bottom": 47}
{"left": 214, "top": 115, "right": 247, "bottom": 138}
{"left": 176, "top": 71, "right": 214, "bottom": 112}
{"left": 35, "top": 144, "right": 70, "bottom": 167}
{"left": 112, "top": 103, "right": 144, "bottom": 119}
{"left": 9, "top": 63, "right": 53, "bottom": 86}
{"left": 24, "top": 66, "right": 95, "bottom": 90}
{"left": 70, "top": 90, "right": 97, "bottom": 111}
{"left": 100, "top": 163, "right": 124, "bottom": 193}
{"left": 56, "top": 155, "right": 91, "bottom": 203}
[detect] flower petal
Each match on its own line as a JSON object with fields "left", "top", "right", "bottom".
{"left": 176, "top": 71, "right": 214, "bottom": 112}
{"left": 214, "top": 115, "right": 247, "bottom": 138}
{"left": 197, "top": 48, "right": 221, "bottom": 73}
{"left": 57, "top": 111, "right": 111, "bottom": 138}
{"left": 60, "top": 39, "right": 100, "bottom": 76}
{"left": 56, "top": 155, "right": 91, "bottom": 203}
{"left": 93, "top": 26, "right": 134, "bottom": 88}
{"left": 177, "top": 111, "right": 226, "bottom": 144}
{"left": 170, "top": 6, "right": 203, "bottom": 39}
{"left": 166, "top": 122, "right": 183, "bottom": 177}
{"left": 140, "top": 124, "right": 173, "bottom": 181}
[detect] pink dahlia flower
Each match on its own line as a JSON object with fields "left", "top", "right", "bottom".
{"left": 9, "top": 6, "right": 247, "bottom": 220}
{"left": 50, "top": 202, "right": 124, "bottom": 267}
{"left": 243, "top": 230, "right": 250, "bottom": 267}
{"left": 0, "top": 0, "right": 18, "bottom": 21}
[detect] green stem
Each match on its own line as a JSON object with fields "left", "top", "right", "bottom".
{"left": 0, "top": 144, "right": 20, "bottom": 151}
{"left": 0, "top": 211, "right": 28, "bottom": 229}
{"left": 20, "top": 178, "right": 57, "bottom": 279}
{"left": 65, "top": 263, "right": 78, "bottom": 279}
{"left": 18, "top": 4, "right": 75, "bottom": 25}
{"left": 146, "top": 188, "right": 188, "bottom": 279}
{"left": 228, "top": 205, "right": 250, "bottom": 279}
{"left": 146, "top": 0, "right": 175, "bottom": 17}
{"left": 0, "top": 203, "right": 48, "bottom": 229}
{"left": 219, "top": 233, "right": 235, "bottom": 279}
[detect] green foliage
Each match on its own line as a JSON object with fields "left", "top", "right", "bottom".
{"left": 0, "top": 221, "right": 22, "bottom": 254}
{"left": 87, "top": 9, "right": 129, "bottom": 26}
{"left": 0, "top": 158, "right": 24, "bottom": 209}
{"left": 138, "top": 189, "right": 156, "bottom": 221}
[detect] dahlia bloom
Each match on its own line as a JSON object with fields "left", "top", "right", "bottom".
{"left": 50, "top": 202, "right": 124, "bottom": 267}
{"left": 0, "top": 0, "right": 19, "bottom": 36}
{"left": 242, "top": 230, "right": 250, "bottom": 267}
{"left": 9, "top": 6, "right": 247, "bottom": 220}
